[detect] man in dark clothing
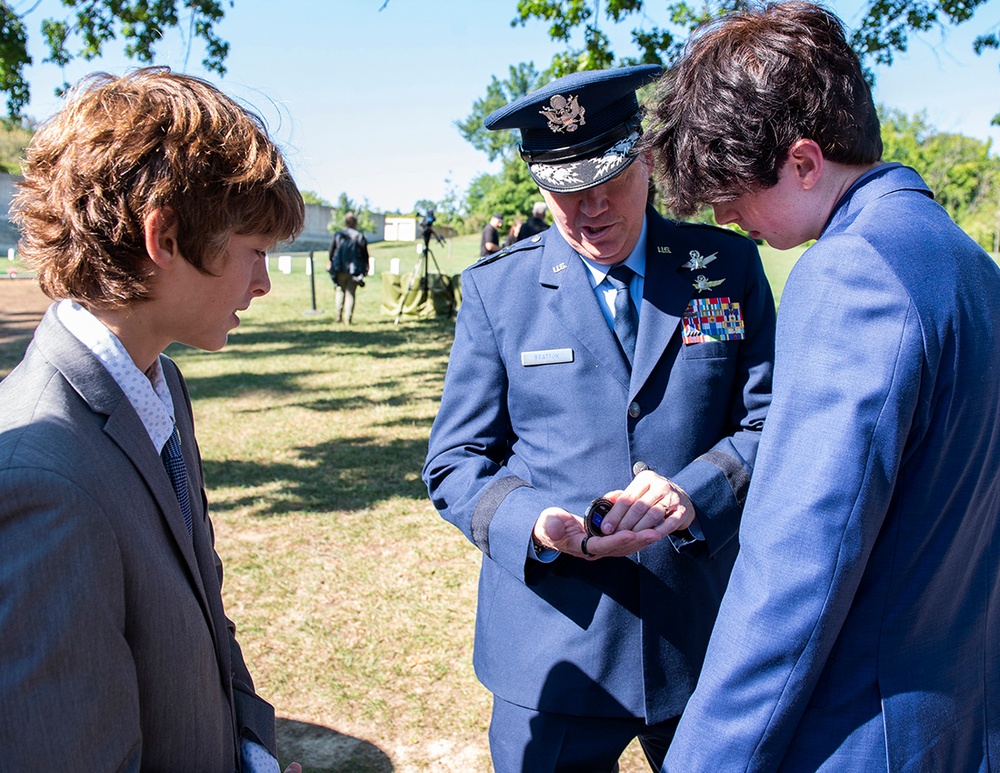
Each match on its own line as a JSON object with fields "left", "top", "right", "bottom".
{"left": 517, "top": 201, "right": 550, "bottom": 241}
{"left": 327, "top": 212, "right": 370, "bottom": 325}
{"left": 480, "top": 213, "right": 503, "bottom": 257}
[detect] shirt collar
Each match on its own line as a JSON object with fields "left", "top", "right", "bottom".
{"left": 579, "top": 214, "right": 648, "bottom": 286}
{"left": 55, "top": 299, "right": 176, "bottom": 452}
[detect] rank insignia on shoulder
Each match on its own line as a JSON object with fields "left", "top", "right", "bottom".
{"left": 693, "top": 274, "right": 725, "bottom": 293}
{"left": 682, "top": 297, "right": 745, "bottom": 344}
{"left": 683, "top": 250, "right": 717, "bottom": 270}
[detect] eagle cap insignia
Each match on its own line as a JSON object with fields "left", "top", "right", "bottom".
{"left": 539, "top": 94, "right": 586, "bottom": 133}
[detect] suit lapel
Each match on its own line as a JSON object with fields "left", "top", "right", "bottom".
{"left": 632, "top": 212, "right": 695, "bottom": 396}
{"left": 539, "top": 234, "right": 632, "bottom": 388}
{"left": 34, "top": 309, "right": 215, "bottom": 627}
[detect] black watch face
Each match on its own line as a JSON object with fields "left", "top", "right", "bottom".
{"left": 585, "top": 497, "right": 613, "bottom": 537}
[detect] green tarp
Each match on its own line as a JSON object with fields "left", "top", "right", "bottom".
{"left": 380, "top": 271, "right": 461, "bottom": 320}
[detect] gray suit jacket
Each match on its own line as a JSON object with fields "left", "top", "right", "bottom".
{"left": 0, "top": 306, "right": 275, "bottom": 771}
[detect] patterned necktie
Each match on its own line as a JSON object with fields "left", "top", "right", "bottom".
{"left": 161, "top": 426, "right": 193, "bottom": 537}
{"left": 606, "top": 264, "right": 638, "bottom": 368}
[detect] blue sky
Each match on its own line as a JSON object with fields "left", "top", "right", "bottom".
{"left": 16, "top": 0, "right": 1000, "bottom": 213}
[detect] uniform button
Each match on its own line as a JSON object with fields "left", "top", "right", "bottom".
{"left": 531, "top": 235, "right": 541, "bottom": 242}
{"left": 628, "top": 401, "right": 640, "bottom": 418}
{"left": 633, "top": 461, "right": 649, "bottom": 475}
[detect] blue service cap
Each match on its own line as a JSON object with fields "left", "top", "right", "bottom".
{"left": 485, "top": 64, "right": 663, "bottom": 193}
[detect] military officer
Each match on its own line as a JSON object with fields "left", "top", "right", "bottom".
{"left": 422, "top": 65, "right": 776, "bottom": 772}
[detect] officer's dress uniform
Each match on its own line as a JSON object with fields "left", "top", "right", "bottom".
{"left": 422, "top": 65, "right": 777, "bottom": 770}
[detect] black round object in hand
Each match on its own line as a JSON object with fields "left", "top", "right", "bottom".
{"left": 585, "top": 497, "right": 613, "bottom": 537}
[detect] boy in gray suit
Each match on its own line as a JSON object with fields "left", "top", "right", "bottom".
{"left": 0, "top": 68, "right": 304, "bottom": 771}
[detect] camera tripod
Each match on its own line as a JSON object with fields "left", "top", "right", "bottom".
{"left": 393, "top": 221, "right": 455, "bottom": 324}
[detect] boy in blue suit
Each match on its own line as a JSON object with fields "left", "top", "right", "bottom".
{"left": 423, "top": 65, "right": 776, "bottom": 771}
{"left": 646, "top": 3, "right": 1000, "bottom": 769}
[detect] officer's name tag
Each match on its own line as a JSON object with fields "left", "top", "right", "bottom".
{"left": 521, "top": 348, "right": 574, "bottom": 367}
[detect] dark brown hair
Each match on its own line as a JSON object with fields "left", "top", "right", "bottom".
{"left": 13, "top": 67, "right": 305, "bottom": 307}
{"left": 644, "top": 1, "right": 882, "bottom": 216}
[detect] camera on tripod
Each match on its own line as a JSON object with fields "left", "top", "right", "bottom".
{"left": 419, "top": 209, "right": 445, "bottom": 248}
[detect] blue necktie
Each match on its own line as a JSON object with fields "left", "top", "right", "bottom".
{"left": 161, "top": 426, "right": 193, "bottom": 537}
{"left": 606, "top": 264, "right": 638, "bottom": 368}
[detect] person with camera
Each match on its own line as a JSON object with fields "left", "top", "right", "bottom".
{"left": 328, "top": 211, "right": 370, "bottom": 325}
{"left": 422, "top": 65, "right": 776, "bottom": 771}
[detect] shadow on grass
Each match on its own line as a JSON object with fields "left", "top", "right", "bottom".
{"left": 186, "top": 316, "right": 457, "bottom": 362}
{"left": 204, "top": 434, "right": 430, "bottom": 515}
{"left": 276, "top": 717, "right": 392, "bottom": 773}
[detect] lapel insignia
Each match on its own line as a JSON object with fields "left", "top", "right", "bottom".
{"left": 683, "top": 250, "right": 717, "bottom": 270}
{"left": 657, "top": 245, "right": 672, "bottom": 254}
{"left": 539, "top": 94, "right": 586, "bottom": 133}
{"left": 552, "top": 262, "right": 568, "bottom": 273}
{"left": 693, "top": 274, "right": 725, "bottom": 293}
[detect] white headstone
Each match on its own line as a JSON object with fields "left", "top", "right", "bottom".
{"left": 278, "top": 255, "right": 293, "bottom": 275}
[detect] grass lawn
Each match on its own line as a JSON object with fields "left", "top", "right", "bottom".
{"left": 2, "top": 233, "right": 994, "bottom": 770}
{"left": 173, "top": 233, "right": 806, "bottom": 771}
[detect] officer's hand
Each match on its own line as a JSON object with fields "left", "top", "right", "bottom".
{"left": 598, "top": 471, "right": 695, "bottom": 537}
{"left": 533, "top": 507, "right": 662, "bottom": 560}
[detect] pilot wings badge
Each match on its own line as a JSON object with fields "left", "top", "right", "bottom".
{"left": 693, "top": 274, "right": 725, "bottom": 293}
{"left": 683, "top": 250, "right": 718, "bottom": 271}
{"left": 539, "top": 94, "right": 586, "bottom": 133}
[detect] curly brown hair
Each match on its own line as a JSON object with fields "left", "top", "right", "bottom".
{"left": 644, "top": 1, "right": 882, "bottom": 217}
{"left": 12, "top": 67, "right": 305, "bottom": 308}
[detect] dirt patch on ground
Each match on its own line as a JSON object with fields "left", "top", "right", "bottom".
{"left": 0, "top": 278, "right": 49, "bottom": 377}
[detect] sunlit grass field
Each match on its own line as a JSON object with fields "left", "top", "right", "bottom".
{"left": 5, "top": 232, "right": 995, "bottom": 770}
{"left": 162, "top": 234, "right": 805, "bottom": 771}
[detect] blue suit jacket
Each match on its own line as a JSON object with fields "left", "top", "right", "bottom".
{"left": 663, "top": 165, "right": 1000, "bottom": 770}
{"left": 0, "top": 307, "right": 275, "bottom": 770}
{"left": 423, "top": 206, "right": 775, "bottom": 721}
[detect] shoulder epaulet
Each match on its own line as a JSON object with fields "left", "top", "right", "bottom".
{"left": 471, "top": 236, "right": 545, "bottom": 269}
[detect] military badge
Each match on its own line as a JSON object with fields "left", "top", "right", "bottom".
{"left": 683, "top": 250, "right": 717, "bottom": 270}
{"left": 693, "top": 274, "right": 725, "bottom": 293}
{"left": 682, "top": 297, "right": 745, "bottom": 344}
{"left": 539, "top": 93, "right": 586, "bottom": 133}
{"left": 552, "top": 262, "right": 568, "bottom": 273}
{"left": 657, "top": 245, "right": 672, "bottom": 254}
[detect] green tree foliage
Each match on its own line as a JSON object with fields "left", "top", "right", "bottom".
{"left": 301, "top": 190, "right": 332, "bottom": 206}
{"left": 435, "top": 177, "right": 471, "bottom": 234}
{"left": 0, "top": 116, "right": 33, "bottom": 174}
{"left": 512, "top": 0, "right": 998, "bottom": 117}
{"left": 456, "top": 62, "right": 552, "bottom": 232}
{"left": 455, "top": 62, "right": 548, "bottom": 163}
{"left": 464, "top": 156, "right": 544, "bottom": 228}
{"left": 880, "top": 107, "right": 1000, "bottom": 250}
{"left": 0, "top": 0, "right": 231, "bottom": 117}
{"left": 328, "top": 192, "right": 378, "bottom": 235}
